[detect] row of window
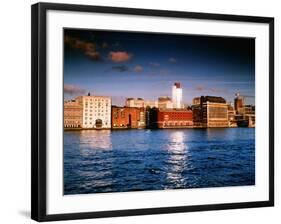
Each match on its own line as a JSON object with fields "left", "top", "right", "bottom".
{"left": 84, "top": 105, "right": 109, "bottom": 108}
{"left": 84, "top": 122, "right": 108, "bottom": 125}
{"left": 85, "top": 111, "right": 108, "bottom": 115}
{"left": 163, "top": 122, "right": 193, "bottom": 126}
{"left": 85, "top": 98, "right": 109, "bottom": 102}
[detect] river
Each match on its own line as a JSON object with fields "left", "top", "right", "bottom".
{"left": 64, "top": 128, "right": 255, "bottom": 195}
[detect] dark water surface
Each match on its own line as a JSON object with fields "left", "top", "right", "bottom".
{"left": 64, "top": 128, "right": 255, "bottom": 195}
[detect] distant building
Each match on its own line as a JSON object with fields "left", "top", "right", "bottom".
{"left": 64, "top": 99, "right": 83, "bottom": 128}
{"left": 227, "top": 103, "right": 236, "bottom": 127}
{"left": 158, "top": 97, "right": 173, "bottom": 109}
{"left": 172, "top": 82, "right": 183, "bottom": 109}
{"left": 125, "top": 98, "right": 144, "bottom": 108}
{"left": 111, "top": 106, "right": 145, "bottom": 129}
{"left": 234, "top": 93, "right": 244, "bottom": 114}
{"left": 192, "top": 97, "right": 201, "bottom": 105}
{"left": 192, "top": 96, "right": 228, "bottom": 128}
{"left": 126, "top": 98, "right": 158, "bottom": 108}
{"left": 76, "top": 94, "right": 111, "bottom": 129}
{"left": 144, "top": 100, "right": 158, "bottom": 108}
{"left": 156, "top": 109, "right": 193, "bottom": 128}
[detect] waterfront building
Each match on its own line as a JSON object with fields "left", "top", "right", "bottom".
{"left": 156, "top": 109, "right": 193, "bottom": 128}
{"left": 234, "top": 92, "right": 244, "bottom": 114}
{"left": 64, "top": 99, "right": 83, "bottom": 128}
{"left": 125, "top": 98, "right": 144, "bottom": 108}
{"left": 158, "top": 96, "right": 173, "bottom": 109}
{"left": 111, "top": 106, "right": 146, "bottom": 128}
{"left": 192, "top": 96, "right": 228, "bottom": 128}
{"left": 172, "top": 82, "right": 183, "bottom": 109}
{"left": 227, "top": 103, "right": 237, "bottom": 127}
{"left": 76, "top": 93, "right": 111, "bottom": 129}
{"left": 237, "top": 105, "right": 255, "bottom": 127}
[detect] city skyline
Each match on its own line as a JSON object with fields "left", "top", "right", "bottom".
{"left": 64, "top": 29, "right": 255, "bottom": 106}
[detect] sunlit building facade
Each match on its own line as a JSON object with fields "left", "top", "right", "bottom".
{"left": 76, "top": 94, "right": 111, "bottom": 129}
{"left": 111, "top": 106, "right": 145, "bottom": 128}
{"left": 157, "top": 109, "right": 193, "bottom": 128}
{"left": 172, "top": 82, "right": 183, "bottom": 109}
{"left": 125, "top": 98, "right": 145, "bottom": 108}
{"left": 158, "top": 97, "right": 173, "bottom": 109}
{"left": 64, "top": 99, "right": 83, "bottom": 128}
{"left": 192, "top": 96, "right": 228, "bottom": 128}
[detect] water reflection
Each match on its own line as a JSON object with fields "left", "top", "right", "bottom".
{"left": 79, "top": 130, "right": 112, "bottom": 156}
{"left": 166, "top": 131, "right": 188, "bottom": 188}
{"left": 76, "top": 130, "right": 114, "bottom": 193}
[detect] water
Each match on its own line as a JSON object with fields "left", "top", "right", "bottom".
{"left": 64, "top": 128, "right": 255, "bottom": 195}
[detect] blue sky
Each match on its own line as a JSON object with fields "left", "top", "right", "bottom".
{"left": 64, "top": 29, "right": 255, "bottom": 106}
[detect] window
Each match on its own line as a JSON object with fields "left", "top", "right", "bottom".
{"left": 114, "top": 112, "right": 118, "bottom": 119}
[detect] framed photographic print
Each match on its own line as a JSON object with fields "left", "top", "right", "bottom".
{"left": 31, "top": 2, "right": 274, "bottom": 222}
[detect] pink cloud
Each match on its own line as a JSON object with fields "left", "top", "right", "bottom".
{"left": 195, "top": 85, "right": 204, "bottom": 91}
{"left": 64, "top": 84, "right": 86, "bottom": 95}
{"left": 108, "top": 51, "right": 132, "bottom": 62}
{"left": 134, "top": 65, "right": 143, "bottom": 73}
{"left": 64, "top": 35, "right": 100, "bottom": 60}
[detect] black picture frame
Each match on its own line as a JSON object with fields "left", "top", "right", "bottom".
{"left": 31, "top": 2, "right": 274, "bottom": 222}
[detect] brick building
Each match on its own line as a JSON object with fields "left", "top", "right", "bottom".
{"left": 64, "top": 99, "right": 83, "bottom": 128}
{"left": 156, "top": 109, "right": 193, "bottom": 128}
{"left": 111, "top": 106, "right": 146, "bottom": 129}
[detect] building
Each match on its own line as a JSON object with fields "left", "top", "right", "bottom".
{"left": 76, "top": 93, "right": 111, "bottom": 129}
{"left": 227, "top": 103, "right": 236, "bottom": 127}
{"left": 64, "top": 99, "right": 83, "bottom": 128}
{"left": 172, "top": 82, "right": 183, "bottom": 109}
{"left": 192, "top": 96, "right": 228, "bottom": 128}
{"left": 156, "top": 109, "right": 193, "bottom": 128}
{"left": 111, "top": 106, "right": 145, "bottom": 129}
{"left": 192, "top": 97, "right": 201, "bottom": 105}
{"left": 125, "top": 98, "right": 144, "bottom": 108}
{"left": 158, "top": 97, "right": 173, "bottom": 109}
{"left": 144, "top": 100, "right": 158, "bottom": 108}
{"left": 234, "top": 92, "right": 244, "bottom": 114}
{"left": 236, "top": 104, "right": 255, "bottom": 127}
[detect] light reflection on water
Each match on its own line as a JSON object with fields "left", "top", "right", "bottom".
{"left": 64, "top": 128, "right": 255, "bottom": 195}
{"left": 166, "top": 131, "right": 188, "bottom": 189}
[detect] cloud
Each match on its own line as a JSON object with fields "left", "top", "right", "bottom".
{"left": 168, "top": 57, "right": 177, "bottom": 63}
{"left": 159, "top": 69, "right": 169, "bottom": 75}
{"left": 85, "top": 51, "right": 100, "bottom": 60}
{"left": 149, "top": 62, "right": 160, "bottom": 67}
{"left": 108, "top": 51, "right": 132, "bottom": 62}
{"left": 64, "top": 84, "right": 86, "bottom": 95}
{"left": 64, "top": 35, "right": 100, "bottom": 60}
{"left": 195, "top": 85, "right": 204, "bottom": 91}
{"left": 134, "top": 65, "right": 143, "bottom": 73}
{"left": 112, "top": 65, "right": 129, "bottom": 72}
{"left": 210, "top": 87, "right": 222, "bottom": 93}
{"left": 102, "top": 42, "right": 109, "bottom": 49}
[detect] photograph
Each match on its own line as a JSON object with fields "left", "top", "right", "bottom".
{"left": 63, "top": 28, "right": 256, "bottom": 195}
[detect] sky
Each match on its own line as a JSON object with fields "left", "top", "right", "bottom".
{"left": 64, "top": 29, "right": 255, "bottom": 106}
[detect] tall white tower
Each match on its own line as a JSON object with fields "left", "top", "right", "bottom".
{"left": 172, "top": 82, "right": 183, "bottom": 109}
